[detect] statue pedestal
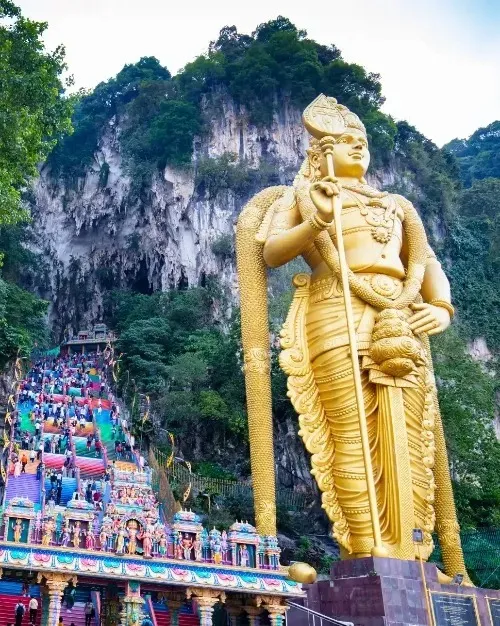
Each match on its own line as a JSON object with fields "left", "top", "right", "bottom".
{"left": 301, "top": 557, "right": 500, "bottom": 626}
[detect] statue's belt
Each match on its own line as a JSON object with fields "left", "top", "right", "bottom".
{"left": 309, "top": 272, "right": 405, "bottom": 302}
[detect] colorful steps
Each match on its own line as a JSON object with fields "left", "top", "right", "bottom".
{"left": 0, "top": 582, "right": 42, "bottom": 626}
{"left": 152, "top": 601, "right": 200, "bottom": 626}
{"left": 60, "top": 601, "right": 87, "bottom": 626}
{"left": 43, "top": 453, "right": 67, "bottom": 470}
{"left": 5, "top": 472, "right": 41, "bottom": 504}
{"left": 44, "top": 477, "right": 77, "bottom": 505}
{"left": 74, "top": 437, "right": 97, "bottom": 458}
{"left": 75, "top": 456, "right": 105, "bottom": 478}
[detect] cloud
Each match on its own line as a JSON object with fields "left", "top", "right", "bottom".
{"left": 16, "top": 0, "right": 500, "bottom": 145}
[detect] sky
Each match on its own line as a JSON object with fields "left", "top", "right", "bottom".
{"left": 16, "top": 0, "right": 500, "bottom": 146}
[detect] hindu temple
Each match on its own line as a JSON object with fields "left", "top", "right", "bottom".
{"left": 0, "top": 349, "right": 303, "bottom": 626}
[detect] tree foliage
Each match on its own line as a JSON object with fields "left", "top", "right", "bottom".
{"left": 445, "top": 121, "right": 500, "bottom": 186}
{"left": 108, "top": 288, "right": 247, "bottom": 465}
{"left": 0, "top": 0, "right": 72, "bottom": 222}
{"left": 48, "top": 16, "right": 401, "bottom": 182}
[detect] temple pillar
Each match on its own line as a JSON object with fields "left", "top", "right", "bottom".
{"left": 226, "top": 603, "right": 244, "bottom": 626}
{"left": 163, "top": 591, "right": 185, "bottom": 626}
{"left": 186, "top": 589, "right": 225, "bottom": 626}
{"left": 120, "top": 582, "right": 145, "bottom": 626}
{"left": 38, "top": 573, "right": 76, "bottom": 626}
{"left": 243, "top": 606, "right": 262, "bottom": 626}
{"left": 255, "top": 596, "right": 287, "bottom": 626}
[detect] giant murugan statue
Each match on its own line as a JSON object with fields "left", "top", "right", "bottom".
{"left": 236, "top": 95, "right": 468, "bottom": 579}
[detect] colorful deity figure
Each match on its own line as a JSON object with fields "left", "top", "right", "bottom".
{"left": 115, "top": 526, "right": 126, "bottom": 554}
{"left": 175, "top": 531, "right": 183, "bottom": 560}
{"left": 61, "top": 523, "right": 71, "bottom": 547}
{"left": 158, "top": 533, "right": 167, "bottom": 557}
{"left": 12, "top": 518, "right": 23, "bottom": 543}
{"left": 99, "top": 524, "right": 109, "bottom": 551}
{"left": 141, "top": 525, "right": 153, "bottom": 559}
{"left": 182, "top": 533, "right": 193, "bottom": 560}
{"left": 55, "top": 513, "right": 64, "bottom": 544}
{"left": 221, "top": 530, "right": 228, "bottom": 563}
{"left": 210, "top": 529, "right": 222, "bottom": 565}
{"left": 85, "top": 527, "right": 95, "bottom": 550}
{"left": 72, "top": 521, "right": 82, "bottom": 549}
{"left": 193, "top": 533, "right": 202, "bottom": 562}
{"left": 126, "top": 520, "right": 140, "bottom": 555}
{"left": 239, "top": 544, "right": 250, "bottom": 568}
{"left": 33, "top": 512, "right": 42, "bottom": 543}
{"left": 201, "top": 528, "right": 210, "bottom": 561}
{"left": 42, "top": 518, "right": 54, "bottom": 546}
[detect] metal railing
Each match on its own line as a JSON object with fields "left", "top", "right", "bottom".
{"left": 159, "top": 454, "right": 310, "bottom": 511}
{"left": 286, "top": 601, "right": 353, "bottom": 626}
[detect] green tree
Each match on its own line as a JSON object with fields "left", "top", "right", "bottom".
{"left": 445, "top": 121, "right": 500, "bottom": 185}
{"left": 0, "top": 0, "right": 72, "bottom": 222}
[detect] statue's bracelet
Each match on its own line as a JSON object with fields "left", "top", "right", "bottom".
{"left": 429, "top": 299, "right": 455, "bottom": 318}
{"left": 308, "top": 212, "right": 333, "bottom": 231}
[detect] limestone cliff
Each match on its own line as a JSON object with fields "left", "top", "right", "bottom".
{"left": 29, "top": 97, "right": 313, "bottom": 338}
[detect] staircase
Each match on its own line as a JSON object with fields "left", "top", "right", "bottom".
{"left": 44, "top": 477, "right": 77, "bottom": 505}
{"left": 75, "top": 457, "right": 105, "bottom": 478}
{"left": 43, "top": 454, "right": 66, "bottom": 470}
{"left": 5, "top": 473, "right": 41, "bottom": 504}
{"left": 0, "top": 581, "right": 42, "bottom": 626}
{"left": 74, "top": 437, "right": 96, "bottom": 458}
{"left": 151, "top": 600, "right": 200, "bottom": 626}
{"left": 60, "top": 602, "right": 87, "bottom": 626}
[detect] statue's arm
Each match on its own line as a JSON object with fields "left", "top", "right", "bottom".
{"left": 401, "top": 216, "right": 453, "bottom": 336}
{"left": 262, "top": 201, "right": 319, "bottom": 268}
{"left": 420, "top": 248, "right": 452, "bottom": 305}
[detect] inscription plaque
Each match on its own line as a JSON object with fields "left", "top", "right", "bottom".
{"left": 488, "top": 598, "right": 500, "bottom": 626}
{"left": 431, "top": 593, "right": 479, "bottom": 626}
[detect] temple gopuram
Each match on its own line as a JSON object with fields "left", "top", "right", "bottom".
{"left": 0, "top": 351, "right": 302, "bottom": 626}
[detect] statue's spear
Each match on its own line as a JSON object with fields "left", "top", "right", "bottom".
{"left": 304, "top": 95, "right": 387, "bottom": 557}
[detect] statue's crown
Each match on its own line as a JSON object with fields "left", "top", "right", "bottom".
{"left": 303, "top": 94, "right": 366, "bottom": 139}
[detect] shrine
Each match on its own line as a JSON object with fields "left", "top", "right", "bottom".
{"left": 0, "top": 350, "right": 302, "bottom": 626}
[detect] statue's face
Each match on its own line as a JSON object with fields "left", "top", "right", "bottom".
{"left": 324, "top": 130, "right": 370, "bottom": 178}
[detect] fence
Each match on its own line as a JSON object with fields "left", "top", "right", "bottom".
{"left": 430, "top": 528, "right": 500, "bottom": 589}
{"left": 152, "top": 448, "right": 311, "bottom": 511}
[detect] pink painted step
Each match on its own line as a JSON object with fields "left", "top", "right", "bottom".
{"left": 75, "top": 456, "right": 105, "bottom": 478}
{"left": 44, "top": 453, "right": 66, "bottom": 470}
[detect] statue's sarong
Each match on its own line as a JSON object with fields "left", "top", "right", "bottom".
{"left": 306, "top": 273, "right": 435, "bottom": 558}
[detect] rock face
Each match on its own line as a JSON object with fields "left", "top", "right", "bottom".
{"left": 29, "top": 96, "right": 310, "bottom": 338}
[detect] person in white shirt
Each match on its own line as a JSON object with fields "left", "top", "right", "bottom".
{"left": 29, "top": 596, "right": 38, "bottom": 625}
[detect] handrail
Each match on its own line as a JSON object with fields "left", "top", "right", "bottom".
{"left": 286, "top": 601, "right": 353, "bottom": 626}
{"left": 164, "top": 457, "right": 310, "bottom": 510}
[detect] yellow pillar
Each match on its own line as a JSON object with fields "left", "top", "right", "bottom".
{"left": 38, "top": 574, "right": 75, "bottom": 626}
{"left": 163, "top": 592, "right": 184, "bottom": 626}
{"left": 186, "top": 589, "right": 225, "bottom": 626}
{"left": 255, "top": 596, "right": 287, "bottom": 626}
{"left": 244, "top": 606, "right": 262, "bottom": 626}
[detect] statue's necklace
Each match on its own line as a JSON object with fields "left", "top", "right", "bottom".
{"left": 342, "top": 184, "right": 397, "bottom": 244}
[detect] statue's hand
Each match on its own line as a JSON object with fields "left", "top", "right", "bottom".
{"left": 408, "top": 303, "right": 451, "bottom": 336}
{"left": 309, "top": 177, "right": 340, "bottom": 223}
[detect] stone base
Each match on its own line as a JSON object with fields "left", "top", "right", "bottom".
{"left": 301, "top": 557, "right": 500, "bottom": 626}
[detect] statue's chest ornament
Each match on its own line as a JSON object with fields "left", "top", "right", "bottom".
{"left": 343, "top": 186, "right": 397, "bottom": 244}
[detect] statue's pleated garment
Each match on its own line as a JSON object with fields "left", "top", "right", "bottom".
{"left": 305, "top": 275, "right": 435, "bottom": 558}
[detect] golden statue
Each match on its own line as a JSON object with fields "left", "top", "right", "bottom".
{"left": 236, "top": 94, "right": 468, "bottom": 579}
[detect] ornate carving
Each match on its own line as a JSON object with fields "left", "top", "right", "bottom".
{"left": 236, "top": 93, "right": 468, "bottom": 573}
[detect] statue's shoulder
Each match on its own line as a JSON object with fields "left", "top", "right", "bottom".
{"left": 238, "top": 185, "right": 299, "bottom": 242}
{"left": 237, "top": 185, "right": 290, "bottom": 234}
{"left": 388, "top": 192, "right": 417, "bottom": 212}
